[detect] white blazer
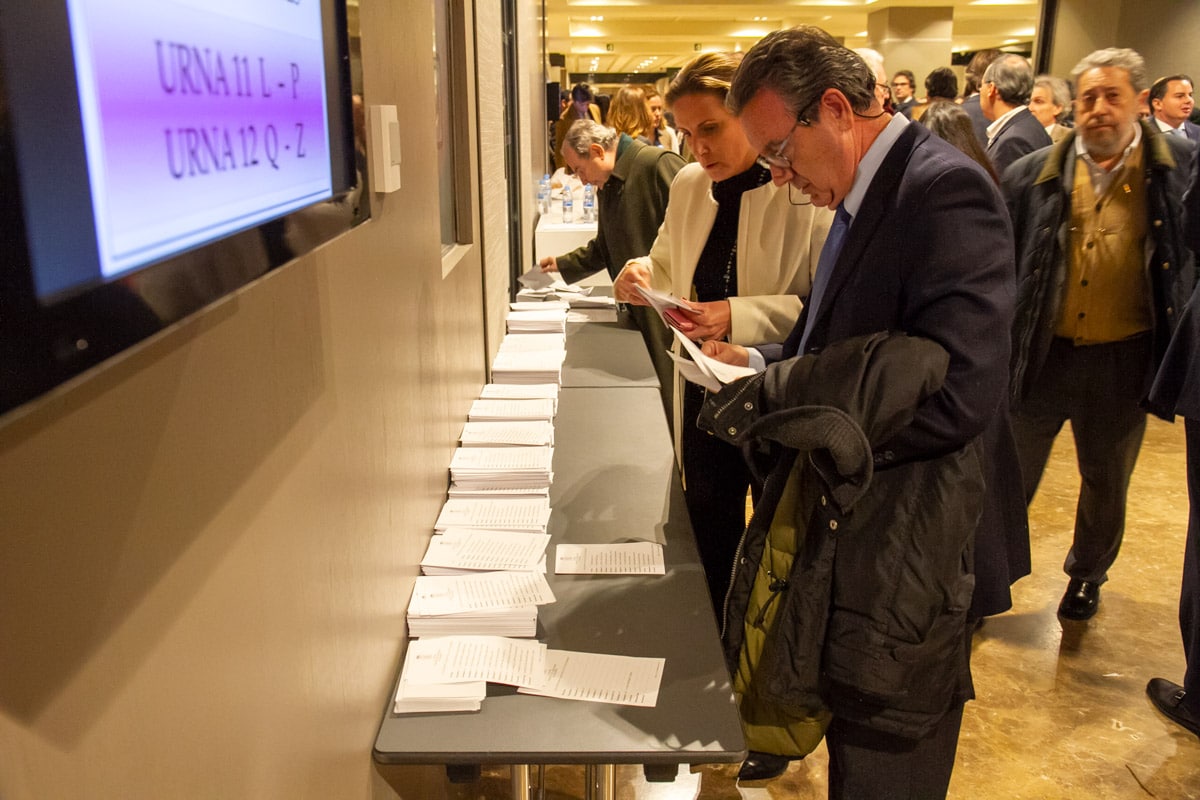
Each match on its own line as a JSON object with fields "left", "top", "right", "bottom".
{"left": 620, "top": 161, "right": 833, "bottom": 460}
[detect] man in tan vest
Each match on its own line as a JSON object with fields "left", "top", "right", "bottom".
{"left": 1003, "top": 48, "right": 1195, "bottom": 621}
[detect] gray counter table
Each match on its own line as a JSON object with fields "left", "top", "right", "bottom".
{"left": 374, "top": 331, "right": 745, "bottom": 797}
{"left": 560, "top": 308, "right": 659, "bottom": 389}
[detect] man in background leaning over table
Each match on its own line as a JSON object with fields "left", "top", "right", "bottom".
{"left": 540, "top": 119, "right": 685, "bottom": 420}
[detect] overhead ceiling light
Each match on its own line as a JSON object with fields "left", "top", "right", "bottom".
{"left": 589, "top": 15, "right": 603, "bottom": 21}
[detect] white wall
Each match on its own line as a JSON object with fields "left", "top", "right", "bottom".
{"left": 0, "top": 1, "right": 492, "bottom": 797}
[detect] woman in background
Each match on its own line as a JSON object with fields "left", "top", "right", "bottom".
{"left": 921, "top": 101, "right": 1000, "bottom": 184}
{"left": 614, "top": 51, "right": 830, "bottom": 616}
{"left": 606, "top": 86, "right": 655, "bottom": 145}
{"left": 645, "top": 87, "right": 679, "bottom": 152}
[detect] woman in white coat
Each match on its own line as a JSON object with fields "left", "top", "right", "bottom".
{"left": 614, "top": 52, "right": 831, "bottom": 609}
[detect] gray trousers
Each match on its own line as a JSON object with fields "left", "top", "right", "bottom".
{"left": 1012, "top": 335, "right": 1151, "bottom": 583}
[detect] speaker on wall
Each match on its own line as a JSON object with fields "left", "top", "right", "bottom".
{"left": 549, "top": 53, "right": 566, "bottom": 68}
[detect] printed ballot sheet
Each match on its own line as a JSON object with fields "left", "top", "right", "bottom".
{"left": 519, "top": 650, "right": 666, "bottom": 707}
{"left": 555, "top": 543, "right": 666, "bottom": 575}
{"left": 434, "top": 497, "right": 552, "bottom": 532}
{"left": 459, "top": 420, "right": 555, "bottom": 447}
{"left": 409, "top": 571, "right": 556, "bottom": 615}
{"left": 669, "top": 326, "right": 758, "bottom": 391}
{"left": 421, "top": 529, "right": 550, "bottom": 573}
{"left": 402, "top": 635, "right": 547, "bottom": 687}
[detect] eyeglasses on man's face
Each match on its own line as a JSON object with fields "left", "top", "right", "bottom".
{"left": 755, "top": 96, "right": 819, "bottom": 170}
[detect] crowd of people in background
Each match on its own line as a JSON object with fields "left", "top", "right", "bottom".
{"left": 540, "top": 33, "right": 1200, "bottom": 798}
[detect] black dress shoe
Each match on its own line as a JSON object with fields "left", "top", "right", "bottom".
{"left": 1147, "top": 678, "right": 1200, "bottom": 737}
{"left": 1058, "top": 579, "right": 1100, "bottom": 620}
{"left": 737, "top": 750, "right": 790, "bottom": 781}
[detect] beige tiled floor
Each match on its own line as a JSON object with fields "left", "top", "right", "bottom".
{"left": 465, "top": 417, "right": 1200, "bottom": 799}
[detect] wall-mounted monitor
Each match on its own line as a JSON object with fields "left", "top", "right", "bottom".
{"left": 0, "top": 0, "right": 365, "bottom": 421}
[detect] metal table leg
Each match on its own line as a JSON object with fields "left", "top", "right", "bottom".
{"left": 584, "top": 764, "right": 615, "bottom": 800}
{"left": 510, "top": 764, "right": 530, "bottom": 799}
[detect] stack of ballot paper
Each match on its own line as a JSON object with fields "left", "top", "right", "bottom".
{"left": 406, "top": 570, "right": 555, "bottom": 637}
{"left": 435, "top": 497, "right": 552, "bottom": 533}
{"left": 392, "top": 635, "right": 547, "bottom": 714}
{"left": 479, "top": 382, "right": 560, "bottom": 405}
{"left": 421, "top": 529, "right": 550, "bottom": 575}
{"left": 392, "top": 635, "right": 666, "bottom": 714}
{"left": 506, "top": 308, "right": 568, "bottom": 334}
{"left": 459, "top": 420, "right": 555, "bottom": 447}
{"left": 490, "top": 351, "right": 566, "bottom": 385}
{"left": 468, "top": 398, "right": 557, "bottom": 422}
{"left": 449, "top": 445, "right": 553, "bottom": 490}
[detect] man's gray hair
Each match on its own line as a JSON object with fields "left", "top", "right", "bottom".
{"left": 1070, "top": 48, "right": 1147, "bottom": 92}
{"left": 561, "top": 119, "right": 618, "bottom": 156}
{"left": 982, "top": 54, "right": 1035, "bottom": 106}
{"left": 728, "top": 26, "right": 876, "bottom": 118}
{"left": 1034, "top": 74, "right": 1072, "bottom": 122}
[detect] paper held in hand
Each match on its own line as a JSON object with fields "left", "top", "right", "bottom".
{"left": 633, "top": 284, "right": 699, "bottom": 329}
{"left": 667, "top": 327, "right": 757, "bottom": 392}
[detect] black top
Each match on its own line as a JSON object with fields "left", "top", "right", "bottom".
{"left": 691, "top": 163, "right": 771, "bottom": 302}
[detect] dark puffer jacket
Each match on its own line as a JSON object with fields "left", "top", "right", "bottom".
{"left": 1002, "top": 122, "right": 1195, "bottom": 412}
{"left": 701, "top": 332, "right": 982, "bottom": 739}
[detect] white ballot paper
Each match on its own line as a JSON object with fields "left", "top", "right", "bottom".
{"left": 392, "top": 653, "right": 486, "bottom": 714}
{"left": 469, "top": 398, "right": 557, "bottom": 421}
{"left": 435, "top": 498, "right": 552, "bottom": 532}
{"left": 422, "top": 529, "right": 551, "bottom": 573}
{"left": 409, "top": 571, "right": 556, "bottom": 615}
{"left": 518, "top": 266, "right": 557, "bottom": 291}
{"left": 460, "top": 420, "right": 555, "bottom": 447}
{"left": 403, "top": 635, "right": 547, "bottom": 687}
{"left": 480, "top": 383, "right": 560, "bottom": 402}
{"left": 498, "top": 334, "right": 567, "bottom": 353}
{"left": 519, "top": 650, "right": 666, "bottom": 707}
{"left": 510, "top": 300, "right": 570, "bottom": 312}
{"left": 555, "top": 542, "right": 666, "bottom": 575}
{"left": 669, "top": 327, "right": 758, "bottom": 391}
{"left": 634, "top": 284, "right": 698, "bottom": 324}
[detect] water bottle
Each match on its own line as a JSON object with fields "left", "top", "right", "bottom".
{"left": 536, "top": 174, "right": 550, "bottom": 215}
{"left": 582, "top": 184, "right": 595, "bottom": 222}
{"left": 561, "top": 186, "right": 574, "bottom": 223}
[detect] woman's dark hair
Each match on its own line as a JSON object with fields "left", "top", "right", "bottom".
{"left": 570, "top": 83, "right": 594, "bottom": 103}
{"left": 921, "top": 101, "right": 999, "bottom": 184}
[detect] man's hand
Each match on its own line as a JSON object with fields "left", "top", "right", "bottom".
{"left": 539, "top": 256, "right": 559, "bottom": 273}
{"left": 613, "top": 261, "right": 652, "bottom": 304}
{"left": 674, "top": 300, "right": 731, "bottom": 341}
{"left": 700, "top": 340, "right": 750, "bottom": 367}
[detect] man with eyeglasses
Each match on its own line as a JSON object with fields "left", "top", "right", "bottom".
{"left": 695, "top": 26, "right": 1023, "bottom": 797}
{"left": 891, "top": 69, "right": 917, "bottom": 118}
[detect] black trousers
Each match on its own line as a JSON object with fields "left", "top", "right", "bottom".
{"left": 1011, "top": 336, "right": 1151, "bottom": 583}
{"left": 1182, "top": 419, "right": 1200, "bottom": 705}
{"left": 826, "top": 704, "right": 964, "bottom": 800}
{"left": 681, "top": 383, "right": 754, "bottom": 610}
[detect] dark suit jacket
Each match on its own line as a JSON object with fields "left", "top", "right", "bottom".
{"left": 782, "top": 122, "right": 1028, "bottom": 615}
{"left": 987, "top": 107, "right": 1052, "bottom": 175}
{"left": 963, "top": 94, "right": 989, "bottom": 146}
{"left": 894, "top": 97, "right": 917, "bottom": 119}
{"left": 556, "top": 135, "right": 684, "bottom": 284}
